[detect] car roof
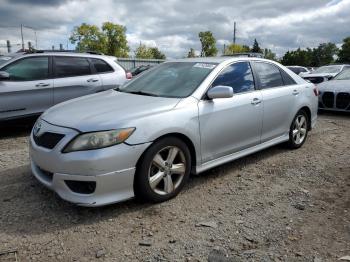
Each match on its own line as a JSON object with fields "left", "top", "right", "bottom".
{"left": 169, "top": 56, "right": 274, "bottom": 64}
{"left": 11, "top": 51, "right": 115, "bottom": 60}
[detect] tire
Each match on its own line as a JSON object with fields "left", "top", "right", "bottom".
{"left": 288, "top": 110, "right": 309, "bottom": 149}
{"left": 134, "top": 137, "right": 191, "bottom": 203}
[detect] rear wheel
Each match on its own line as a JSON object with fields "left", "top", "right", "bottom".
{"left": 288, "top": 110, "right": 308, "bottom": 149}
{"left": 134, "top": 137, "right": 191, "bottom": 203}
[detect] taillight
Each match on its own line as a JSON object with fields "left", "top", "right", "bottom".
{"left": 126, "top": 72, "right": 132, "bottom": 79}
{"left": 313, "top": 85, "right": 319, "bottom": 96}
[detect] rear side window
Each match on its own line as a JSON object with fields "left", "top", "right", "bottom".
{"left": 3, "top": 57, "right": 49, "bottom": 81}
{"left": 254, "top": 62, "right": 284, "bottom": 89}
{"left": 91, "top": 58, "right": 114, "bottom": 73}
{"left": 211, "top": 62, "right": 255, "bottom": 93}
{"left": 54, "top": 57, "right": 91, "bottom": 78}
{"left": 280, "top": 69, "right": 297, "bottom": 85}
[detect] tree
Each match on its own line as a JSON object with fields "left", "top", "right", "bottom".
{"left": 70, "top": 23, "right": 104, "bottom": 52}
{"left": 263, "top": 48, "right": 277, "bottom": 60}
{"left": 224, "top": 43, "right": 250, "bottom": 55}
{"left": 312, "top": 42, "right": 338, "bottom": 66}
{"left": 135, "top": 44, "right": 166, "bottom": 59}
{"left": 101, "top": 22, "right": 129, "bottom": 57}
{"left": 70, "top": 22, "right": 130, "bottom": 57}
{"left": 187, "top": 48, "right": 196, "bottom": 58}
{"left": 199, "top": 31, "right": 218, "bottom": 57}
{"left": 251, "top": 39, "right": 262, "bottom": 53}
{"left": 150, "top": 47, "right": 166, "bottom": 59}
{"left": 337, "top": 37, "right": 350, "bottom": 63}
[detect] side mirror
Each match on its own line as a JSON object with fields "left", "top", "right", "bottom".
{"left": 207, "top": 85, "right": 233, "bottom": 99}
{"left": 0, "top": 71, "right": 10, "bottom": 80}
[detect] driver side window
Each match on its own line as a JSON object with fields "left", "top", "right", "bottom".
{"left": 3, "top": 57, "right": 49, "bottom": 81}
{"left": 211, "top": 62, "right": 255, "bottom": 93}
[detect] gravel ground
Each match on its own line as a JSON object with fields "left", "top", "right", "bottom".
{"left": 0, "top": 113, "right": 349, "bottom": 262}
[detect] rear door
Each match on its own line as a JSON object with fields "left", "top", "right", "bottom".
{"left": 0, "top": 56, "right": 53, "bottom": 120}
{"left": 53, "top": 56, "right": 102, "bottom": 105}
{"left": 252, "top": 61, "right": 299, "bottom": 143}
{"left": 90, "top": 58, "right": 126, "bottom": 90}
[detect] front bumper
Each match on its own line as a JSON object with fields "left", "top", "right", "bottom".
{"left": 29, "top": 119, "right": 151, "bottom": 206}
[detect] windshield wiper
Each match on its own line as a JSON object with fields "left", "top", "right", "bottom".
{"left": 125, "top": 91, "right": 159, "bottom": 97}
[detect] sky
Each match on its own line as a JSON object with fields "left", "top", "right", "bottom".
{"left": 0, "top": 0, "right": 349, "bottom": 58}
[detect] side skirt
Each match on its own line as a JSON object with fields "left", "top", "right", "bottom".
{"left": 195, "top": 134, "right": 289, "bottom": 174}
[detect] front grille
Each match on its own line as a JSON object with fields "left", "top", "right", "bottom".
{"left": 33, "top": 132, "right": 65, "bottom": 149}
{"left": 336, "top": 92, "right": 350, "bottom": 109}
{"left": 322, "top": 92, "right": 334, "bottom": 108}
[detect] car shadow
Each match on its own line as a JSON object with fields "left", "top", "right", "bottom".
{"left": 0, "top": 143, "right": 287, "bottom": 237}
{"left": 0, "top": 117, "right": 37, "bottom": 138}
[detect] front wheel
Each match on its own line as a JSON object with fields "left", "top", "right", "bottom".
{"left": 134, "top": 137, "right": 191, "bottom": 203}
{"left": 288, "top": 110, "right": 309, "bottom": 149}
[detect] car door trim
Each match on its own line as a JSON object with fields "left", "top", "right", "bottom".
{"left": 196, "top": 133, "right": 289, "bottom": 174}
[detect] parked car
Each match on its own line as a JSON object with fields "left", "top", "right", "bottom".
{"left": 0, "top": 51, "right": 129, "bottom": 121}
{"left": 129, "top": 65, "right": 153, "bottom": 77}
{"left": 286, "top": 66, "right": 310, "bottom": 76}
{"left": 318, "top": 69, "right": 350, "bottom": 112}
{"left": 302, "top": 64, "right": 350, "bottom": 84}
{"left": 30, "top": 57, "right": 318, "bottom": 206}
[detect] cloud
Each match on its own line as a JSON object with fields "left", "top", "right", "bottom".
{"left": 0, "top": 0, "right": 349, "bottom": 58}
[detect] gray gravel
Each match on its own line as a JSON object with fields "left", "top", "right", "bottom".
{"left": 0, "top": 113, "right": 349, "bottom": 261}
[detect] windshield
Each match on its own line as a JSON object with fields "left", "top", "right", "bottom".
{"left": 313, "top": 65, "right": 342, "bottom": 74}
{"left": 334, "top": 69, "right": 350, "bottom": 80}
{"left": 0, "top": 56, "right": 14, "bottom": 66}
{"left": 119, "top": 62, "right": 217, "bottom": 98}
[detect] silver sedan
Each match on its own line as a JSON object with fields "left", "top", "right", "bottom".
{"left": 29, "top": 57, "right": 318, "bottom": 206}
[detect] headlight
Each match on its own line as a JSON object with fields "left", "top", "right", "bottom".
{"left": 63, "top": 128, "right": 135, "bottom": 153}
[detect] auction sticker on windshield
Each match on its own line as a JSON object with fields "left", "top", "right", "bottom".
{"left": 193, "top": 63, "right": 217, "bottom": 69}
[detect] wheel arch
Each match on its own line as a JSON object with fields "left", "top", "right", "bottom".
{"left": 299, "top": 106, "right": 312, "bottom": 130}
{"left": 135, "top": 132, "right": 198, "bottom": 174}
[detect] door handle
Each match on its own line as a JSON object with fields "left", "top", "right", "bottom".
{"left": 292, "top": 90, "right": 300, "bottom": 95}
{"left": 251, "top": 98, "right": 262, "bottom": 105}
{"left": 87, "top": 78, "right": 99, "bottom": 82}
{"left": 35, "top": 83, "right": 50, "bottom": 87}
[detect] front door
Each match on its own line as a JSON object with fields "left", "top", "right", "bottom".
{"left": 198, "top": 61, "right": 263, "bottom": 163}
{"left": 0, "top": 56, "right": 53, "bottom": 120}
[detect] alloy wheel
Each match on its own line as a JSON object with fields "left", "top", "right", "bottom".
{"left": 292, "top": 115, "right": 307, "bottom": 145}
{"left": 148, "top": 146, "right": 186, "bottom": 195}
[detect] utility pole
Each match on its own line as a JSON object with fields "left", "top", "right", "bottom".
{"left": 34, "top": 31, "right": 37, "bottom": 49}
{"left": 6, "top": 40, "right": 11, "bottom": 53}
{"left": 20, "top": 24, "right": 25, "bottom": 50}
{"left": 233, "top": 21, "right": 236, "bottom": 44}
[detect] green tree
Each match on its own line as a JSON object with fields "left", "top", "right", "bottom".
{"left": 199, "top": 31, "right": 218, "bottom": 57}
{"left": 70, "top": 23, "right": 104, "bottom": 52}
{"left": 337, "top": 37, "right": 350, "bottom": 63}
{"left": 70, "top": 22, "right": 130, "bottom": 57}
{"left": 263, "top": 48, "right": 277, "bottom": 60}
{"left": 135, "top": 45, "right": 166, "bottom": 59}
{"left": 312, "top": 42, "right": 338, "bottom": 66}
{"left": 251, "top": 39, "right": 262, "bottom": 53}
{"left": 101, "top": 22, "right": 129, "bottom": 57}
{"left": 150, "top": 47, "right": 166, "bottom": 59}
{"left": 281, "top": 48, "right": 312, "bottom": 66}
{"left": 187, "top": 48, "right": 196, "bottom": 58}
{"left": 224, "top": 43, "right": 250, "bottom": 55}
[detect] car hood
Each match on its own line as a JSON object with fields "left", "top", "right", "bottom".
{"left": 303, "top": 72, "right": 337, "bottom": 78}
{"left": 318, "top": 80, "right": 350, "bottom": 92}
{"left": 41, "top": 90, "right": 181, "bottom": 132}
